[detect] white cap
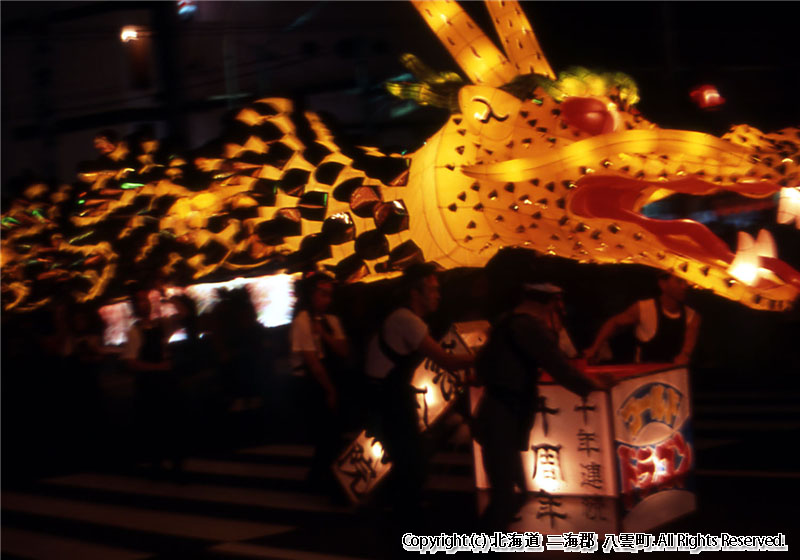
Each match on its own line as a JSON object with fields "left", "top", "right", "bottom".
{"left": 523, "top": 282, "right": 563, "bottom": 294}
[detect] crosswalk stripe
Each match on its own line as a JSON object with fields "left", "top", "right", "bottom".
{"left": 696, "top": 469, "right": 800, "bottom": 479}
{"left": 692, "top": 438, "right": 738, "bottom": 451}
{"left": 1, "top": 492, "right": 293, "bottom": 542}
{"left": 181, "top": 458, "right": 309, "bottom": 481}
{"left": 1, "top": 527, "right": 152, "bottom": 560}
{"left": 427, "top": 473, "right": 475, "bottom": 493}
{"left": 209, "top": 542, "right": 370, "bottom": 560}
{"left": 694, "top": 404, "right": 800, "bottom": 414}
{"left": 693, "top": 420, "right": 800, "bottom": 431}
{"left": 431, "top": 451, "right": 473, "bottom": 467}
{"left": 237, "top": 444, "right": 314, "bottom": 458}
{"left": 236, "top": 444, "right": 474, "bottom": 467}
{"left": 694, "top": 391, "right": 800, "bottom": 400}
{"left": 1, "top": 508, "right": 215, "bottom": 554}
{"left": 42, "top": 473, "right": 349, "bottom": 514}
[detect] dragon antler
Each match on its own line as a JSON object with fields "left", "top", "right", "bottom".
{"left": 485, "top": 0, "right": 555, "bottom": 79}
{"left": 412, "top": 0, "right": 555, "bottom": 84}
{"left": 412, "top": 0, "right": 517, "bottom": 86}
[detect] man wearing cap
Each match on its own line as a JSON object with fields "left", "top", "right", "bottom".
{"left": 585, "top": 272, "right": 701, "bottom": 365}
{"left": 473, "top": 280, "right": 604, "bottom": 530}
{"left": 526, "top": 283, "right": 580, "bottom": 358}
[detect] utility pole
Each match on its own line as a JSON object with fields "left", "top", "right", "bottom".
{"left": 151, "top": 2, "right": 187, "bottom": 148}
{"left": 660, "top": 2, "right": 680, "bottom": 118}
{"left": 35, "top": 13, "right": 57, "bottom": 183}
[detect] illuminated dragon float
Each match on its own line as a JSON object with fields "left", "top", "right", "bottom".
{"left": 3, "top": 0, "right": 799, "bottom": 313}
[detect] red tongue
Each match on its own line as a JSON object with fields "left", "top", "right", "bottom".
{"left": 569, "top": 175, "right": 797, "bottom": 278}
{"left": 759, "top": 256, "right": 800, "bottom": 291}
{"left": 575, "top": 175, "right": 781, "bottom": 201}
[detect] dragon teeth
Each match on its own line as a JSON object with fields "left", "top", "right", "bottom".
{"left": 728, "top": 229, "right": 778, "bottom": 286}
{"left": 755, "top": 229, "right": 776, "bottom": 259}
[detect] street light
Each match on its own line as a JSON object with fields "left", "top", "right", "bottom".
{"left": 120, "top": 26, "right": 139, "bottom": 43}
{"left": 120, "top": 26, "right": 152, "bottom": 89}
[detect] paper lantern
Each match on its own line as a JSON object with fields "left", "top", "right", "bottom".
{"left": 465, "top": 322, "right": 695, "bottom": 534}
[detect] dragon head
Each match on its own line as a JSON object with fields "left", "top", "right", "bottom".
{"left": 388, "top": 0, "right": 800, "bottom": 311}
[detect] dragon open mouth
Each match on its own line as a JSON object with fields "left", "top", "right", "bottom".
{"left": 569, "top": 175, "right": 800, "bottom": 292}
{"left": 460, "top": 124, "right": 800, "bottom": 308}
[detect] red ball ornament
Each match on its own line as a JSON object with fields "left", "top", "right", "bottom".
{"left": 560, "top": 97, "right": 616, "bottom": 136}
{"left": 689, "top": 84, "right": 726, "bottom": 109}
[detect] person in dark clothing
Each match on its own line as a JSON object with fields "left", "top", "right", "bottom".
{"left": 123, "top": 288, "right": 171, "bottom": 371}
{"left": 225, "top": 287, "right": 270, "bottom": 413}
{"left": 473, "top": 282, "right": 605, "bottom": 530}
{"left": 585, "top": 272, "right": 701, "bottom": 365}
{"left": 290, "top": 272, "right": 351, "bottom": 495}
{"left": 123, "top": 286, "right": 174, "bottom": 468}
{"left": 164, "top": 293, "right": 213, "bottom": 471}
{"left": 364, "top": 262, "right": 474, "bottom": 523}
{"left": 210, "top": 287, "right": 272, "bottom": 445}
{"left": 64, "top": 303, "right": 108, "bottom": 456}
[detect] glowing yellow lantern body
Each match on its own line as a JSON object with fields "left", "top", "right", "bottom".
{"left": 2, "top": 0, "right": 799, "bottom": 313}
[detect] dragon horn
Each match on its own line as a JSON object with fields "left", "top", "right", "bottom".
{"left": 411, "top": 0, "right": 517, "bottom": 87}
{"left": 485, "top": 0, "right": 556, "bottom": 79}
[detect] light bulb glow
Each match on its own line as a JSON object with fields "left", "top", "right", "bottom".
{"left": 120, "top": 27, "right": 139, "bottom": 42}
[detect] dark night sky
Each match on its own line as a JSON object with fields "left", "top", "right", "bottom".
{"left": 3, "top": 1, "right": 799, "bottom": 162}
{"left": 456, "top": 2, "right": 800, "bottom": 133}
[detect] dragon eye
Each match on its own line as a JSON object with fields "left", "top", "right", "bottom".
{"left": 470, "top": 97, "right": 508, "bottom": 124}
{"left": 472, "top": 98, "right": 490, "bottom": 122}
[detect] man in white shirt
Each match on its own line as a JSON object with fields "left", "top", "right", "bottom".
{"left": 365, "top": 262, "right": 474, "bottom": 521}
{"left": 585, "top": 272, "right": 701, "bottom": 365}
